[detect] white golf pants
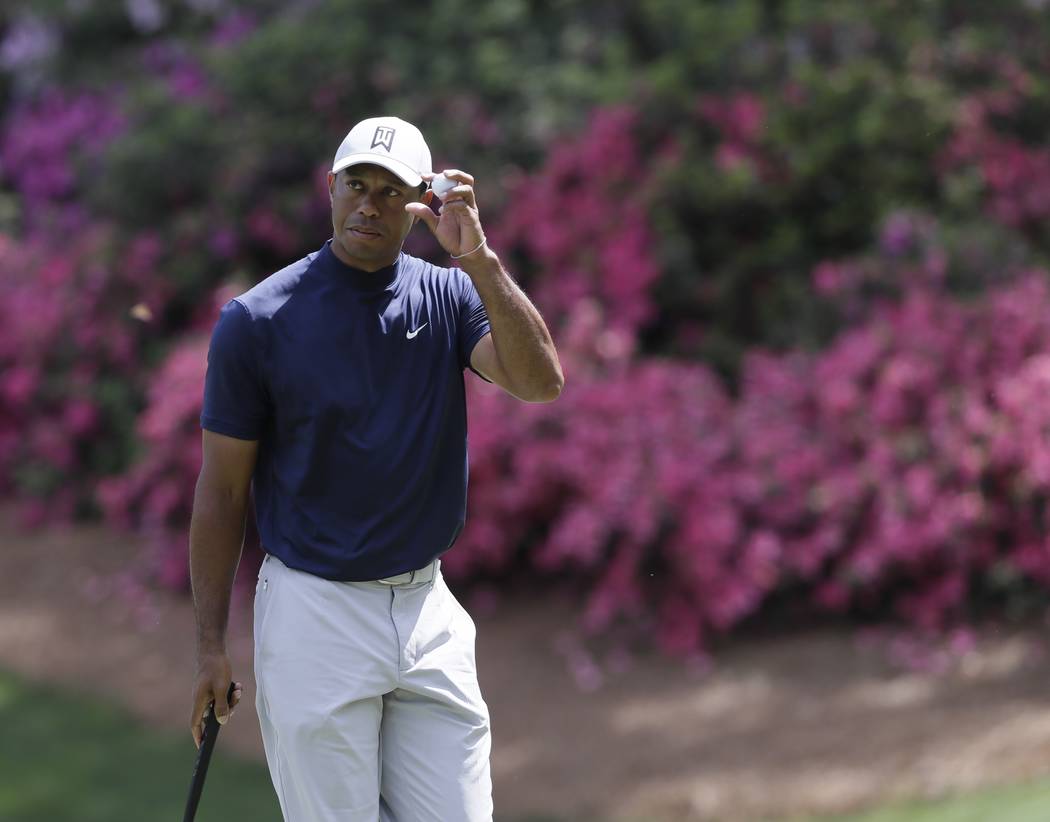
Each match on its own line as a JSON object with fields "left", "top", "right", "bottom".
{"left": 253, "top": 553, "right": 493, "bottom": 821}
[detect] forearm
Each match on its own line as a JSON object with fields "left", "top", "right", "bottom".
{"left": 189, "top": 477, "right": 249, "bottom": 653}
{"left": 461, "top": 247, "right": 563, "bottom": 401}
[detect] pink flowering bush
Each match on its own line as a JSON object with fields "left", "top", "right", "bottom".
{"left": 112, "top": 269, "right": 1050, "bottom": 650}
{"left": 448, "top": 273, "right": 1050, "bottom": 654}
{"left": 0, "top": 90, "right": 124, "bottom": 224}
{"left": 96, "top": 284, "right": 265, "bottom": 590}
{"left": 939, "top": 55, "right": 1050, "bottom": 241}
{"left": 0, "top": 227, "right": 175, "bottom": 522}
{"left": 96, "top": 332, "right": 209, "bottom": 587}
{"left": 10, "top": 0, "right": 1050, "bottom": 658}
{"left": 493, "top": 107, "right": 665, "bottom": 339}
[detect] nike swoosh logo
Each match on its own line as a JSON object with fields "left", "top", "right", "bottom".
{"left": 406, "top": 322, "right": 428, "bottom": 339}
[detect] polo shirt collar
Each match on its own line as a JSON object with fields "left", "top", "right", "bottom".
{"left": 320, "top": 239, "right": 401, "bottom": 293}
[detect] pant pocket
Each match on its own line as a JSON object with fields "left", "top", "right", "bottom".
{"left": 253, "top": 556, "right": 279, "bottom": 663}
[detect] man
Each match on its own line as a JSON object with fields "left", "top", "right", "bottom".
{"left": 188, "top": 115, "right": 563, "bottom": 821}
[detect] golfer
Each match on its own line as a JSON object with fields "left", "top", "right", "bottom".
{"left": 188, "top": 115, "right": 563, "bottom": 821}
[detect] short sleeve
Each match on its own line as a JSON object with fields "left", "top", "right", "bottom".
{"left": 457, "top": 272, "right": 491, "bottom": 373}
{"left": 200, "top": 299, "right": 269, "bottom": 440}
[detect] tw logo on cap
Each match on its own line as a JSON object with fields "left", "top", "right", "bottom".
{"left": 371, "top": 126, "right": 396, "bottom": 152}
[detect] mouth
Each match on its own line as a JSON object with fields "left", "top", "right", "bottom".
{"left": 347, "top": 225, "right": 383, "bottom": 240}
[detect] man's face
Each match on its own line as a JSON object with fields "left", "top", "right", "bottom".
{"left": 327, "top": 163, "right": 430, "bottom": 271}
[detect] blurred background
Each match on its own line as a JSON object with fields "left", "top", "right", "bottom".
{"left": 4, "top": 0, "right": 1050, "bottom": 820}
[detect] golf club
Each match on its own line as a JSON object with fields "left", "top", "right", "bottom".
{"left": 182, "top": 681, "right": 236, "bottom": 822}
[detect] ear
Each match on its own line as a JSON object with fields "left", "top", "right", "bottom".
{"left": 327, "top": 170, "right": 336, "bottom": 203}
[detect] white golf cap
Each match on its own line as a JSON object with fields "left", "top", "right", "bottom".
{"left": 331, "top": 116, "right": 432, "bottom": 187}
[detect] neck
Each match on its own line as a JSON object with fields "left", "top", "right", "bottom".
{"left": 330, "top": 236, "right": 400, "bottom": 271}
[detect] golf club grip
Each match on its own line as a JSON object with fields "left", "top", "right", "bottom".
{"left": 183, "top": 682, "right": 236, "bottom": 822}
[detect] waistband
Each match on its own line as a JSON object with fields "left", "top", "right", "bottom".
{"left": 375, "top": 559, "right": 439, "bottom": 586}
{"left": 261, "top": 552, "right": 440, "bottom": 587}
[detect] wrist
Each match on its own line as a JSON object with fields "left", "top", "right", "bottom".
{"left": 196, "top": 637, "right": 227, "bottom": 656}
{"left": 456, "top": 244, "right": 501, "bottom": 278}
{"left": 450, "top": 237, "right": 487, "bottom": 260}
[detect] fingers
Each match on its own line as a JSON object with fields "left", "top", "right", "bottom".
{"left": 212, "top": 675, "right": 234, "bottom": 725}
{"left": 430, "top": 169, "right": 478, "bottom": 208}
{"left": 405, "top": 201, "right": 439, "bottom": 233}
{"left": 189, "top": 677, "right": 242, "bottom": 748}
{"left": 408, "top": 170, "right": 486, "bottom": 259}
{"left": 437, "top": 199, "right": 479, "bottom": 222}
{"left": 440, "top": 185, "right": 477, "bottom": 209}
{"left": 440, "top": 169, "right": 474, "bottom": 187}
{"left": 189, "top": 683, "right": 211, "bottom": 748}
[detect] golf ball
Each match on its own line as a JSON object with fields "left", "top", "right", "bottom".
{"left": 430, "top": 172, "right": 457, "bottom": 198}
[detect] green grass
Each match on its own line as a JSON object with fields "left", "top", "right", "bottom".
{"left": 784, "top": 780, "right": 1050, "bottom": 822}
{"left": 4, "top": 667, "right": 1050, "bottom": 822}
{"left": 0, "top": 669, "right": 282, "bottom": 822}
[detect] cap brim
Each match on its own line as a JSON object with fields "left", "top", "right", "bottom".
{"left": 331, "top": 152, "right": 424, "bottom": 187}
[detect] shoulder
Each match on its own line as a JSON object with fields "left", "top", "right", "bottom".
{"left": 235, "top": 248, "right": 323, "bottom": 321}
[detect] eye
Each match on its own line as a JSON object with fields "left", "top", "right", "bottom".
{"left": 346, "top": 179, "right": 363, "bottom": 189}
{"left": 385, "top": 187, "right": 403, "bottom": 198}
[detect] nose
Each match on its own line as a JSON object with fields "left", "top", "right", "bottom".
{"left": 356, "top": 190, "right": 380, "bottom": 218}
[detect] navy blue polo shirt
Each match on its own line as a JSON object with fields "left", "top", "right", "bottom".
{"left": 200, "top": 240, "right": 491, "bottom": 580}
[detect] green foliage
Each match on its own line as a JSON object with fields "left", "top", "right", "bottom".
{"left": 19, "top": 1, "right": 1050, "bottom": 376}
{"left": 93, "top": 93, "right": 224, "bottom": 227}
